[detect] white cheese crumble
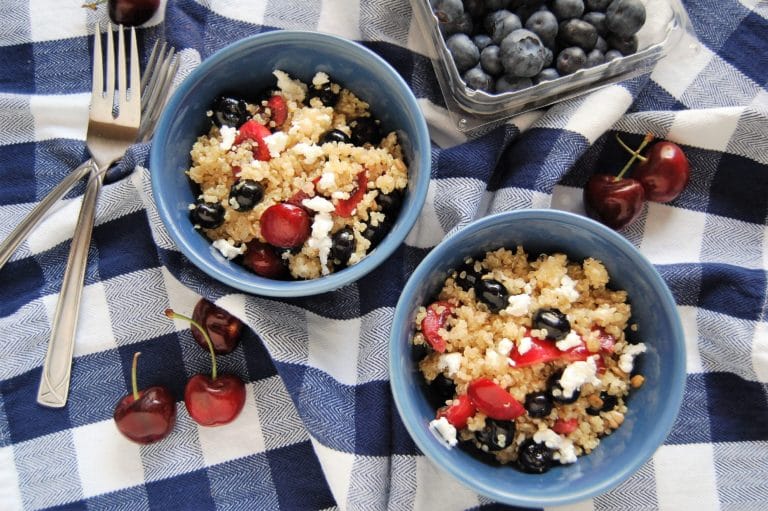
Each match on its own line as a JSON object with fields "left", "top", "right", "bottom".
{"left": 533, "top": 428, "right": 577, "bottom": 464}
{"left": 302, "top": 196, "right": 335, "bottom": 214}
{"left": 517, "top": 336, "right": 533, "bottom": 355}
{"left": 437, "top": 352, "right": 462, "bottom": 377}
{"left": 557, "top": 275, "right": 580, "bottom": 302}
{"left": 312, "top": 71, "right": 330, "bottom": 87}
{"left": 497, "top": 338, "right": 514, "bottom": 356}
{"left": 219, "top": 125, "right": 237, "bottom": 151}
{"left": 559, "top": 356, "right": 601, "bottom": 399}
{"left": 292, "top": 142, "right": 324, "bottom": 164}
{"left": 619, "top": 342, "right": 647, "bottom": 373}
{"left": 504, "top": 293, "right": 531, "bottom": 316}
{"left": 212, "top": 239, "right": 246, "bottom": 260}
{"left": 263, "top": 131, "right": 289, "bottom": 158}
{"left": 273, "top": 70, "right": 307, "bottom": 102}
{"left": 301, "top": 197, "right": 335, "bottom": 275}
{"left": 556, "top": 330, "right": 583, "bottom": 351}
{"left": 484, "top": 349, "right": 506, "bottom": 371}
{"left": 429, "top": 417, "right": 458, "bottom": 448}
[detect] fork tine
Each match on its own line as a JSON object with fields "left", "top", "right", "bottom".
{"left": 129, "top": 26, "right": 140, "bottom": 111}
{"left": 105, "top": 22, "right": 116, "bottom": 112}
{"left": 138, "top": 45, "right": 177, "bottom": 141}
{"left": 91, "top": 24, "right": 103, "bottom": 103}
{"left": 117, "top": 25, "right": 127, "bottom": 113}
{"left": 140, "top": 40, "right": 164, "bottom": 108}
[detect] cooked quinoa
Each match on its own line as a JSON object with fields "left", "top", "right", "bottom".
{"left": 187, "top": 70, "right": 408, "bottom": 279}
{"left": 413, "top": 246, "right": 646, "bottom": 472}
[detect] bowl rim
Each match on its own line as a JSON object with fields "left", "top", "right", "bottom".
{"left": 149, "top": 30, "right": 431, "bottom": 297}
{"left": 388, "top": 209, "right": 687, "bottom": 506}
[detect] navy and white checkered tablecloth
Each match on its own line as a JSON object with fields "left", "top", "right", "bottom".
{"left": 1, "top": 0, "right": 766, "bottom": 509}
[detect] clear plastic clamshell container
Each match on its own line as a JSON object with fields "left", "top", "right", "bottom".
{"left": 411, "top": 0, "right": 692, "bottom": 135}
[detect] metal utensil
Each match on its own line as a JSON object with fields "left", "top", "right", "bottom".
{"left": 36, "top": 26, "right": 176, "bottom": 408}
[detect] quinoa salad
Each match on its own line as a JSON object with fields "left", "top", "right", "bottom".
{"left": 186, "top": 70, "right": 408, "bottom": 280}
{"left": 412, "top": 246, "right": 647, "bottom": 473}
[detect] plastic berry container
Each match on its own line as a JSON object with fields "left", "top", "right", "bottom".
{"left": 411, "top": 0, "right": 692, "bottom": 135}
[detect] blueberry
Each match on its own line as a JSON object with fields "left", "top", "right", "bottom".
{"left": 430, "top": 373, "right": 457, "bottom": 404}
{"left": 524, "top": 391, "right": 553, "bottom": 418}
{"left": 431, "top": 0, "right": 463, "bottom": 23}
{"left": 330, "top": 227, "right": 356, "bottom": 266}
{"left": 350, "top": 116, "right": 382, "bottom": 146}
{"left": 533, "top": 308, "right": 570, "bottom": 340}
{"left": 446, "top": 33, "right": 480, "bottom": 73}
{"left": 607, "top": 33, "right": 638, "bottom": 55}
{"left": 517, "top": 439, "right": 554, "bottom": 474}
{"left": 440, "top": 11, "right": 474, "bottom": 37}
{"left": 556, "top": 46, "right": 588, "bottom": 75}
{"left": 551, "top": 0, "right": 585, "bottom": 20}
{"left": 500, "top": 29, "right": 547, "bottom": 78}
{"left": 585, "top": 0, "right": 612, "bottom": 10}
{"left": 606, "top": 0, "right": 645, "bottom": 37}
{"left": 548, "top": 370, "right": 581, "bottom": 404}
{"left": 464, "top": 0, "right": 487, "bottom": 18}
{"left": 453, "top": 260, "right": 481, "bottom": 291}
{"left": 320, "top": 129, "right": 351, "bottom": 145}
{"left": 533, "top": 67, "right": 560, "bottom": 83}
{"left": 362, "top": 220, "right": 390, "bottom": 248}
{"left": 484, "top": 9, "right": 513, "bottom": 33}
{"left": 475, "top": 278, "right": 509, "bottom": 313}
{"left": 582, "top": 11, "right": 607, "bottom": 35}
{"left": 480, "top": 45, "right": 503, "bottom": 76}
{"left": 542, "top": 46, "right": 554, "bottom": 67}
{"left": 484, "top": 0, "right": 511, "bottom": 11}
{"left": 524, "top": 10, "right": 558, "bottom": 49}
{"left": 604, "top": 48, "right": 623, "bottom": 61}
{"left": 191, "top": 200, "right": 225, "bottom": 229}
{"left": 586, "top": 391, "right": 619, "bottom": 415}
{"left": 376, "top": 190, "right": 403, "bottom": 218}
{"left": 475, "top": 419, "right": 516, "bottom": 451}
{"left": 595, "top": 35, "right": 609, "bottom": 52}
{"left": 586, "top": 48, "right": 605, "bottom": 66}
{"left": 307, "top": 84, "right": 339, "bottom": 107}
{"left": 558, "top": 18, "right": 598, "bottom": 50}
{"left": 229, "top": 179, "right": 264, "bottom": 212}
{"left": 211, "top": 96, "right": 249, "bottom": 128}
{"left": 491, "top": 12, "right": 522, "bottom": 44}
{"left": 463, "top": 66, "right": 494, "bottom": 91}
{"left": 495, "top": 74, "right": 533, "bottom": 93}
{"left": 473, "top": 34, "right": 493, "bottom": 51}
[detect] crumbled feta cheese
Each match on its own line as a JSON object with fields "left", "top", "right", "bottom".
{"left": 556, "top": 330, "right": 583, "bottom": 351}
{"left": 302, "top": 196, "right": 335, "bottom": 214}
{"left": 504, "top": 293, "right": 531, "bottom": 316}
{"left": 292, "top": 142, "right": 324, "bottom": 164}
{"left": 331, "top": 190, "right": 350, "bottom": 200}
{"left": 263, "top": 131, "right": 289, "bottom": 158}
{"left": 484, "top": 349, "right": 506, "bottom": 371}
{"left": 555, "top": 441, "right": 577, "bottom": 463}
{"left": 312, "top": 71, "right": 330, "bottom": 87}
{"left": 497, "top": 338, "right": 514, "bottom": 356}
{"left": 273, "top": 70, "right": 307, "bottom": 102}
{"left": 212, "top": 239, "right": 246, "bottom": 260}
{"left": 557, "top": 275, "right": 580, "bottom": 302}
{"left": 306, "top": 212, "right": 334, "bottom": 275}
{"left": 219, "top": 125, "right": 237, "bottom": 151}
{"left": 517, "top": 336, "right": 533, "bottom": 355}
{"left": 437, "top": 352, "right": 462, "bottom": 377}
{"left": 619, "top": 342, "right": 647, "bottom": 373}
{"left": 533, "top": 428, "right": 577, "bottom": 464}
{"left": 558, "top": 356, "right": 601, "bottom": 399}
{"left": 317, "top": 171, "right": 336, "bottom": 191}
{"left": 429, "top": 417, "right": 458, "bottom": 448}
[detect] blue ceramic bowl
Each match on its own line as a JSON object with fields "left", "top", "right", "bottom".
{"left": 389, "top": 209, "right": 686, "bottom": 507}
{"left": 150, "top": 31, "right": 430, "bottom": 297}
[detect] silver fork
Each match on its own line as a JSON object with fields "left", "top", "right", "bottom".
{"left": 0, "top": 40, "right": 177, "bottom": 272}
{"left": 36, "top": 25, "right": 175, "bottom": 408}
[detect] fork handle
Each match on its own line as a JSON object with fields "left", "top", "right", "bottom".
{"left": 37, "top": 161, "right": 103, "bottom": 408}
{"left": 0, "top": 159, "right": 94, "bottom": 272}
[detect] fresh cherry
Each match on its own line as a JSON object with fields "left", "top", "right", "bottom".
{"left": 166, "top": 309, "right": 246, "bottom": 427}
{"left": 191, "top": 299, "right": 243, "bottom": 355}
{"left": 584, "top": 133, "right": 653, "bottom": 230}
{"left": 113, "top": 352, "right": 176, "bottom": 444}
{"left": 632, "top": 141, "right": 690, "bottom": 203}
{"left": 107, "top": 0, "right": 160, "bottom": 26}
{"left": 242, "top": 240, "right": 287, "bottom": 278}
{"left": 260, "top": 203, "right": 311, "bottom": 249}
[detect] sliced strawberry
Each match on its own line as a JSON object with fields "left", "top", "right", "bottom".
{"left": 335, "top": 170, "right": 368, "bottom": 217}
{"left": 509, "top": 332, "right": 590, "bottom": 367}
{"left": 436, "top": 394, "right": 474, "bottom": 429}
{"left": 235, "top": 120, "right": 271, "bottom": 161}
{"left": 421, "top": 301, "right": 453, "bottom": 353}
{"left": 467, "top": 378, "right": 525, "bottom": 421}
{"left": 552, "top": 418, "right": 579, "bottom": 435}
{"left": 267, "top": 94, "right": 288, "bottom": 128}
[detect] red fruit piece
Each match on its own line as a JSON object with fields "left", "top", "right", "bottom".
{"left": 267, "top": 95, "right": 288, "bottom": 128}
{"left": 634, "top": 141, "right": 690, "bottom": 203}
{"left": 260, "top": 203, "right": 311, "bottom": 248}
{"left": 242, "top": 240, "right": 287, "bottom": 279}
{"left": 335, "top": 170, "right": 368, "bottom": 217}
{"left": 436, "top": 394, "right": 475, "bottom": 429}
{"left": 552, "top": 418, "right": 579, "bottom": 435}
{"left": 184, "top": 373, "right": 246, "bottom": 426}
{"left": 107, "top": 0, "right": 160, "bottom": 26}
{"left": 421, "top": 301, "right": 454, "bottom": 353}
{"left": 191, "top": 299, "right": 243, "bottom": 355}
{"left": 584, "top": 174, "right": 646, "bottom": 230}
{"left": 467, "top": 378, "right": 525, "bottom": 420}
{"left": 235, "top": 120, "right": 271, "bottom": 161}
{"left": 596, "top": 329, "right": 616, "bottom": 353}
{"left": 113, "top": 352, "right": 176, "bottom": 444}
{"left": 509, "top": 333, "right": 589, "bottom": 368}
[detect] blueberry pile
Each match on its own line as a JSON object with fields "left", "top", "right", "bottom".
{"left": 431, "top": 0, "right": 646, "bottom": 93}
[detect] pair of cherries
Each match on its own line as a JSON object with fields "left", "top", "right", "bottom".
{"left": 113, "top": 299, "right": 246, "bottom": 444}
{"left": 584, "top": 133, "right": 691, "bottom": 230}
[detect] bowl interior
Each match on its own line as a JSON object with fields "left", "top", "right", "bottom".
{"left": 150, "top": 30, "right": 430, "bottom": 297}
{"left": 390, "top": 210, "right": 686, "bottom": 507}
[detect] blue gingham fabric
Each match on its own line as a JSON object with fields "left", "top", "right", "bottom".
{"left": 1, "top": 0, "right": 767, "bottom": 509}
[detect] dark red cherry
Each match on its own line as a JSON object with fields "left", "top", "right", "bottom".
{"left": 184, "top": 373, "right": 246, "bottom": 427}
{"left": 584, "top": 174, "right": 645, "bottom": 229}
{"left": 242, "top": 240, "right": 287, "bottom": 279}
{"left": 633, "top": 141, "right": 690, "bottom": 203}
{"left": 108, "top": 0, "right": 161, "bottom": 26}
{"left": 191, "top": 299, "right": 243, "bottom": 355}
{"left": 260, "top": 203, "right": 311, "bottom": 248}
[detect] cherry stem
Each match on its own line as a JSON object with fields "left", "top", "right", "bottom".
{"left": 614, "top": 132, "right": 654, "bottom": 181}
{"left": 81, "top": 0, "right": 106, "bottom": 9}
{"left": 165, "top": 308, "right": 218, "bottom": 380}
{"left": 131, "top": 352, "right": 141, "bottom": 401}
